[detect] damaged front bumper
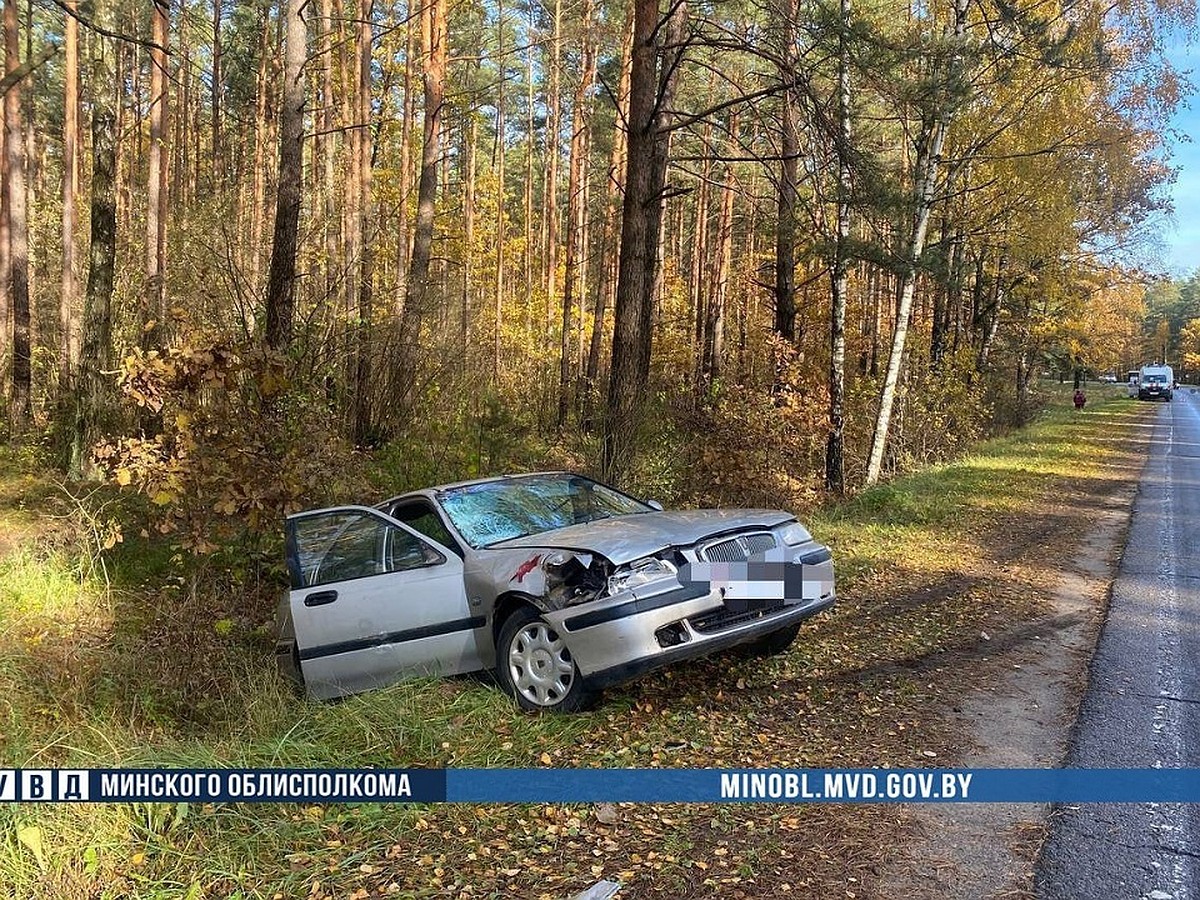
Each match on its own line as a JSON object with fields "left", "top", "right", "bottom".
{"left": 542, "top": 543, "right": 836, "bottom": 691}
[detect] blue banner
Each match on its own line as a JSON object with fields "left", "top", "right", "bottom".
{"left": 3, "top": 767, "right": 1200, "bottom": 804}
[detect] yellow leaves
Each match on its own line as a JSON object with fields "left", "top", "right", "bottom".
{"left": 101, "top": 524, "right": 124, "bottom": 549}
{"left": 115, "top": 468, "right": 132, "bottom": 486}
{"left": 16, "top": 824, "right": 45, "bottom": 868}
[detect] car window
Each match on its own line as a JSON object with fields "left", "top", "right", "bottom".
{"left": 292, "top": 511, "right": 443, "bottom": 587}
{"left": 392, "top": 505, "right": 459, "bottom": 553}
{"left": 388, "top": 527, "right": 444, "bottom": 571}
{"left": 438, "top": 474, "right": 652, "bottom": 548}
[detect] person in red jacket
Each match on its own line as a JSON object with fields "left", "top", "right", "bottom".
{"left": 1073, "top": 388, "right": 1087, "bottom": 410}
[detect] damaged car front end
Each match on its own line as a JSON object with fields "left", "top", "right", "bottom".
{"left": 277, "top": 472, "right": 836, "bottom": 711}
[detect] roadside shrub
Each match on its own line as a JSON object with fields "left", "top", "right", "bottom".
{"left": 99, "top": 341, "right": 355, "bottom": 546}
{"left": 887, "top": 348, "right": 993, "bottom": 472}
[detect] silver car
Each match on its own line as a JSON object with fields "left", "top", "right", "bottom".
{"left": 276, "top": 472, "right": 836, "bottom": 711}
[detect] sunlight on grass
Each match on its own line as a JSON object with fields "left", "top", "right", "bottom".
{"left": 0, "top": 395, "right": 1150, "bottom": 897}
{"left": 0, "top": 546, "right": 102, "bottom": 625}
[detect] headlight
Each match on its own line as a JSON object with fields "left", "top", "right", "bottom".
{"left": 779, "top": 521, "right": 812, "bottom": 546}
{"left": 607, "top": 557, "right": 677, "bottom": 595}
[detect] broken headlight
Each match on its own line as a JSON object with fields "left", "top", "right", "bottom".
{"left": 607, "top": 557, "right": 677, "bottom": 596}
{"left": 544, "top": 551, "right": 609, "bottom": 608}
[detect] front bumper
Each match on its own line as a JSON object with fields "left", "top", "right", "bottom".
{"left": 544, "top": 545, "right": 836, "bottom": 690}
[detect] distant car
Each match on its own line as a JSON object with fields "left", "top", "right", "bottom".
{"left": 1099, "top": 374, "right": 1118, "bottom": 383}
{"left": 277, "top": 472, "right": 836, "bottom": 711}
{"left": 1138, "top": 364, "right": 1173, "bottom": 402}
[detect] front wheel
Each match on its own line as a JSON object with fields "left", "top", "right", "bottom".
{"left": 739, "top": 622, "right": 802, "bottom": 658}
{"left": 497, "top": 607, "right": 592, "bottom": 712}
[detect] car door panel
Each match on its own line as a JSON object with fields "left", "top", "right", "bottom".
{"left": 286, "top": 506, "right": 484, "bottom": 699}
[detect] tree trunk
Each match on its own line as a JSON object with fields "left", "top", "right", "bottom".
{"left": 863, "top": 0, "right": 967, "bottom": 487}
{"left": 583, "top": 6, "right": 632, "bottom": 427}
{"left": 493, "top": 0, "right": 506, "bottom": 383}
{"left": 71, "top": 5, "right": 117, "bottom": 478}
{"left": 212, "top": 0, "right": 222, "bottom": 180}
{"left": 5, "top": 0, "right": 30, "bottom": 420}
{"left": 250, "top": 15, "right": 269, "bottom": 287}
{"left": 263, "top": 0, "right": 306, "bottom": 350}
{"left": 398, "top": 0, "right": 446, "bottom": 393}
{"left": 601, "top": 0, "right": 687, "bottom": 484}
{"left": 774, "top": 0, "right": 798, "bottom": 342}
{"left": 0, "top": 89, "right": 8, "bottom": 370}
{"left": 558, "top": 0, "right": 596, "bottom": 429}
{"left": 462, "top": 114, "right": 475, "bottom": 360}
{"left": 142, "top": 0, "right": 168, "bottom": 352}
{"left": 175, "top": 12, "right": 190, "bottom": 205}
{"left": 394, "top": 10, "right": 414, "bottom": 313}
{"left": 690, "top": 124, "right": 710, "bottom": 387}
{"left": 60, "top": 0, "right": 80, "bottom": 380}
{"left": 705, "top": 158, "right": 735, "bottom": 386}
{"left": 352, "top": 0, "right": 374, "bottom": 443}
{"left": 524, "top": 1, "right": 536, "bottom": 341}
{"left": 544, "top": 0, "right": 561, "bottom": 335}
{"left": 824, "top": 0, "right": 851, "bottom": 494}
{"left": 976, "top": 253, "right": 1006, "bottom": 373}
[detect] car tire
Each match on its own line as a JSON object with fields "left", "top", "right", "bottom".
{"left": 739, "top": 622, "right": 802, "bottom": 657}
{"left": 497, "top": 606, "right": 592, "bottom": 713}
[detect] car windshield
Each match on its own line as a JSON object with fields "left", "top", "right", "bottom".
{"left": 1146, "top": 375, "right": 1167, "bottom": 384}
{"left": 437, "top": 474, "right": 652, "bottom": 548}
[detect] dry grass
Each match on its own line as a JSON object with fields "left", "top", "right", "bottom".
{"left": 0, "top": 390, "right": 1151, "bottom": 899}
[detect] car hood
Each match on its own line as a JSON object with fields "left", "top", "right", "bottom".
{"left": 490, "top": 509, "right": 794, "bottom": 565}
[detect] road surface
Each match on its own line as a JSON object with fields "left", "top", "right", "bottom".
{"left": 1038, "top": 389, "right": 1200, "bottom": 899}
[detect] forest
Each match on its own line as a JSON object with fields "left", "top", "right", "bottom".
{"left": 0, "top": 0, "right": 1194, "bottom": 549}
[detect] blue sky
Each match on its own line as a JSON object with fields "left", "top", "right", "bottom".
{"left": 1163, "top": 36, "right": 1200, "bottom": 277}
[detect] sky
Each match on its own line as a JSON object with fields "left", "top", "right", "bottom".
{"left": 1163, "top": 36, "right": 1200, "bottom": 277}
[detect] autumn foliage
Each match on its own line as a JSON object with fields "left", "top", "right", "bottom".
{"left": 95, "top": 341, "right": 354, "bottom": 555}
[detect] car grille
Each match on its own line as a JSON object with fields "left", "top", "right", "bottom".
{"left": 699, "top": 532, "right": 777, "bottom": 562}
{"left": 691, "top": 601, "right": 785, "bottom": 633}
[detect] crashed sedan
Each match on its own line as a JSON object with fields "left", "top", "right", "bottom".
{"left": 277, "top": 472, "right": 836, "bottom": 711}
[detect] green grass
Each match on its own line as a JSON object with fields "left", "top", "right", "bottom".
{"left": 0, "top": 391, "right": 1149, "bottom": 898}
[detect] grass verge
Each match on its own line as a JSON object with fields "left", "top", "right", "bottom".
{"left": 0, "top": 387, "right": 1150, "bottom": 898}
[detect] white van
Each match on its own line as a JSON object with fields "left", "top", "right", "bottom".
{"left": 1137, "top": 364, "right": 1173, "bottom": 402}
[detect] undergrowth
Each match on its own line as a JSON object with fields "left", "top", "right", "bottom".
{"left": 0, "top": 384, "right": 1147, "bottom": 898}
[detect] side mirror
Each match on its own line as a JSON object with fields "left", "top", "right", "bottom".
{"left": 646, "top": 500, "right": 664, "bottom": 511}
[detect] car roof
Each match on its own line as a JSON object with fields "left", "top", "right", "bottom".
{"left": 381, "top": 471, "right": 575, "bottom": 507}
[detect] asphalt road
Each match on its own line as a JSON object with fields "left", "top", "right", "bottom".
{"left": 1038, "top": 389, "right": 1200, "bottom": 900}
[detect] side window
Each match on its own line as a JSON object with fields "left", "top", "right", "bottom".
{"left": 392, "top": 504, "right": 462, "bottom": 556}
{"left": 388, "top": 527, "right": 444, "bottom": 571}
{"left": 292, "top": 511, "right": 444, "bottom": 587}
{"left": 309, "top": 515, "right": 386, "bottom": 585}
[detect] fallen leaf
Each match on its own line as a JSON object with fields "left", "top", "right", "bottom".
{"left": 594, "top": 803, "right": 619, "bottom": 825}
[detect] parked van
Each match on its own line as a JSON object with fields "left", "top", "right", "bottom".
{"left": 1138, "top": 364, "right": 1174, "bottom": 401}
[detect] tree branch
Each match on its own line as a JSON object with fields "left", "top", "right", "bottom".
{"left": 0, "top": 43, "right": 58, "bottom": 95}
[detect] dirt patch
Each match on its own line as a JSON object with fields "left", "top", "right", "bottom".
{"left": 870, "top": 440, "right": 1147, "bottom": 898}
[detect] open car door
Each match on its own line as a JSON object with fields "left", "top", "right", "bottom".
{"left": 285, "top": 506, "right": 484, "bottom": 699}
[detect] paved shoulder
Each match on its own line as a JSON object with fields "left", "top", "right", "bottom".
{"left": 1037, "top": 390, "right": 1200, "bottom": 900}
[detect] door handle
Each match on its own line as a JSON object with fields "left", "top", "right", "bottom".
{"left": 304, "top": 589, "right": 338, "bottom": 607}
